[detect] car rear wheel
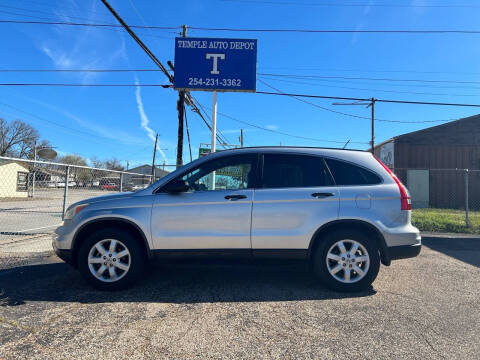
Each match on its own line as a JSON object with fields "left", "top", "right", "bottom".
{"left": 313, "top": 229, "right": 380, "bottom": 292}
{"left": 77, "top": 228, "right": 145, "bottom": 290}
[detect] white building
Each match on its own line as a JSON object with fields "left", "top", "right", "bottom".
{"left": 0, "top": 160, "right": 30, "bottom": 198}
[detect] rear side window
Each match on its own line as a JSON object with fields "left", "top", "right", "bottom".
{"left": 262, "top": 154, "right": 333, "bottom": 188}
{"left": 325, "top": 158, "right": 382, "bottom": 186}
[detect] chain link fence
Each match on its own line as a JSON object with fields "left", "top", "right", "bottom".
{"left": 0, "top": 156, "right": 156, "bottom": 255}
{"left": 393, "top": 167, "right": 480, "bottom": 233}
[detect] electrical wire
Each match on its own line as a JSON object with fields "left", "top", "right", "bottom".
{"left": 258, "top": 79, "right": 458, "bottom": 123}
{"left": 0, "top": 102, "right": 151, "bottom": 153}
{"left": 209, "top": 106, "right": 369, "bottom": 145}
{"left": 258, "top": 73, "right": 480, "bottom": 85}
{"left": 190, "top": 97, "right": 234, "bottom": 147}
{"left": 220, "top": 0, "right": 480, "bottom": 8}
{"left": 188, "top": 25, "right": 480, "bottom": 34}
{"left": 3, "top": 19, "right": 480, "bottom": 35}
{"left": 3, "top": 69, "right": 478, "bottom": 88}
{"left": 2, "top": 81, "right": 478, "bottom": 108}
{"left": 258, "top": 76, "right": 480, "bottom": 97}
{"left": 0, "top": 19, "right": 179, "bottom": 30}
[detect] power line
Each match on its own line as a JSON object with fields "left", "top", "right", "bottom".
{"left": 2, "top": 69, "right": 479, "bottom": 89}
{"left": 188, "top": 25, "right": 480, "bottom": 34}
{"left": 257, "top": 66, "right": 480, "bottom": 76}
{"left": 2, "top": 68, "right": 478, "bottom": 77}
{"left": 220, "top": 0, "right": 480, "bottom": 8}
{"left": 256, "top": 90, "right": 480, "bottom": 107}
{"left": 0, "top": 69, "right": 165, "bottom": 72}
{"left": 0, "top": 3, "right": 119, "bottom": 24}
{"left": 0, "top": 102, "right": 148, "bottom": 150}
{"left": 258, "top": 80, "right": 455, "bottom": 123}
{"left": 258, "top": 73, "right": 480, "bottom": 85}
{"left": 258, "top": 76, "right": 480, "bottom": 97}
{"left": 207, "top": 106, "right": 369, "bottom": 145}
{"left": 0, "top": 19, "right": 179, "bottom": 30}
{"left": 3, "top": 19, "right": 480, "bottom": 35}
{"left": 190, "top": 98, "right": 233, "bottom": 147}
{"left": 2, "top": 82, "right": 479, "bottom": 108}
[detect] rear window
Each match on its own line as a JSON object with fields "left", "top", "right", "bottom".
{"left": 262, "top": 154, "right": 334, "bottom": 188}
{"left": 325, "top": 158, "right": 382, "bottom": 186}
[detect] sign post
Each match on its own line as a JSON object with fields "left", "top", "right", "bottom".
{"left": 174, "top": 37, "right": 257, "bottom": 154}
{"left": 211, "top": 91, "right": 217, "bottom": 153}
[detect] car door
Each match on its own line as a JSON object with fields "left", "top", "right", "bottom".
{"left": 151, "top": 153, "right": 258, "bottom": 250}
{"left": 251, "top": 153, "right": 340, "bottom": 252}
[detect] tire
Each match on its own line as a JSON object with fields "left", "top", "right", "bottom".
{"left": 77, "top": 228, "right": 145, "bottom": 290}
{"left": 312, "top": 229, "right": 380, "bottom": 292}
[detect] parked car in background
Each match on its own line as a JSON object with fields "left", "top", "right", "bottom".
{"left": 54, "top": 147, "right": 421, "bottom": 292}
{"left": 100, "top": 183, "right": 118, "bottom": 191}
{"left": 56, "top": 181, "right": 76, "bottom": 188}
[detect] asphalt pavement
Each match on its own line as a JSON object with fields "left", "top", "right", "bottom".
{"left": 0, "top": 235, "right": 479, "bottom": 359}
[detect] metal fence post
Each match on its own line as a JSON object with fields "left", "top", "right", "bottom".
{"left": 62, "top": 165, "right": 70, "bottom": 220}
{"left": 465, "top": 169, "right": 469, "bottom": 227}
{"left": 120, "top": 173, "right": 123, "bottom": 192}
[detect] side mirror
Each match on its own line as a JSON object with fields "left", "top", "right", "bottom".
{"left": 164, "top": 179, "right": 189, "bottom": 193}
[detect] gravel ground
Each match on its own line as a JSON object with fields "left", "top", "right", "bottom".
{"left": 0, "top": 236, "right": 479, "bottom": 359}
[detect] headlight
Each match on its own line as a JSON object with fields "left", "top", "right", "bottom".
{"left": 64, "top": 203, "right": 88, "bottom": 220}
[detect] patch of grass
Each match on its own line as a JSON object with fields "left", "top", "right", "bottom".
{"left": 412, "top": 208, "right": 480, "bottom": 234}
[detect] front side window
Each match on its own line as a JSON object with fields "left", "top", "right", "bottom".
{"left": 180, "top": 154, "right": 257, "bottom": 191}
{"left": 325, "top": 158, "right": 382, "bottom": 186}
{"left": 262, "top": 154, "right": 333, "bottom": 188}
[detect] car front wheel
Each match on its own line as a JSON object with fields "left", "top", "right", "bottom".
{"left": 313, "top": 229, "right": 380, "bottom": 292}
{"left": 77, "top": 228, "right": 145, "bottom": 290}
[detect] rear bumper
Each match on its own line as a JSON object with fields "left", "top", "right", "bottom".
{"left": 387, "top": 243, "right": 422, "bottom": 261}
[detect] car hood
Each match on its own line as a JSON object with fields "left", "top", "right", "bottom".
{"left": 73, "top": 192, "right": 133, "bottom": 206}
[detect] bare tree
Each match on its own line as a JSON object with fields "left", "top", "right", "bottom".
{"left": 0, "top": 118, "right": 39, "bottom": 157}
{"left": 89, "top": 156, "right": 104, "bottom": 169}
{"left": 105, "top": 157, "right": 125, "bottom": 171}
{"left": 58, "top": 154, "right": 87, "bottom": 167}
{"left": 58, "top": 154, "right": 90, "bottom": 185}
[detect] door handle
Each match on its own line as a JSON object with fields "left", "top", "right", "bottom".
{"left": 225, "top": 194, "right": 247, "bottom": 200}
{"left": 311, "top": 192, "right": 335, "bottom": 198}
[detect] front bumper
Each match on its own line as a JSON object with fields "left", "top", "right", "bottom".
{"left": 52, "top": 240, "right": 74, "bottom": 265}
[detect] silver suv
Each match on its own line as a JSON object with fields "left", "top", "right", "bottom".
{"left": 54, "top": 147, "right": 421, "bottom": 292}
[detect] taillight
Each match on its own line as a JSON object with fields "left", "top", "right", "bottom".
{"left": 374, "top": 155, "right": 411, "bottom": 210}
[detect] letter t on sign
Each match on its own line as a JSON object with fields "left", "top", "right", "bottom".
{"left": 206, "top": 53, "right": 225, "bottom": 75}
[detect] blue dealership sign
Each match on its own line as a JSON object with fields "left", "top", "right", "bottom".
{"left": 174, "top": 37, "right": 257, "bottom": 92}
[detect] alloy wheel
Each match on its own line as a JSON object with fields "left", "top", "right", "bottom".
{"left": 87, "top": 239, "right": 131, "bottom": 283}
{"left": 326, "top": 239, "right": 370, "bottom": 284}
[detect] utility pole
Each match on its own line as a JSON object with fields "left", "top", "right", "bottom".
{"left": 368, "top": 97, "right": 376, "bottom": 154}
{"left": 239, "top": 128, "right": 244, "bottom": 147}
{"left": 332, "top": 98, "right": 376, "bottom": 152}
{"left": 151, "top": 133, "right": 158, "bottom": 182}
{"left": 176, "top": 25, "right": 187, "bottom": 169}
{"left": 32, "top": 141, "right": 36, "bottom": 198}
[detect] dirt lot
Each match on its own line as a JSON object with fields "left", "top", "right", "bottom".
{"left": 0, "top": 235, "right": 479, "bottom": 359}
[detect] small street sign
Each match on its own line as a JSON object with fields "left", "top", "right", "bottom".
{"left": 199, "top": 147, "right": 211, "bottom": 157}
{"left": 174, "top": 37, "right": 257, "bottom": 92}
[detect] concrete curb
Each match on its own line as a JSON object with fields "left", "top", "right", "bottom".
{"left": 421, "top": 232, "right": 480, "bottom": 240}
